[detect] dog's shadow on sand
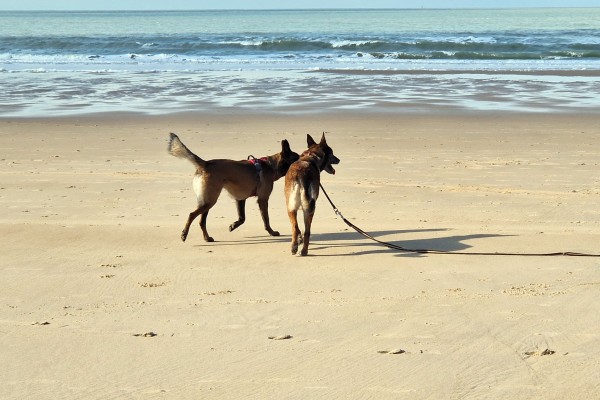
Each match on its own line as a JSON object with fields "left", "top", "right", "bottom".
{"left": 309, "top": 228, "right": 513, "bottom": 257}
{"left": 196, "top": 227, "right": 512, "bottom": 258}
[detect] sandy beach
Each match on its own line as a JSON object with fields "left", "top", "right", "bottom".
{"left": 1, "top": 112, "right": 599, "bottom": 399}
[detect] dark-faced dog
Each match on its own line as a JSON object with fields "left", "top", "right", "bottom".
{"left": 168, "top": 132, "right": 299, "bottom": 242}
{"left": 284, "top": 133, "right": 340, "bottom": 256}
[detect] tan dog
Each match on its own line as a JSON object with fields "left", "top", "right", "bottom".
{"left": 168, "top": 132, "right": 299, "bottom": 242}
{"left": 284, "top": 133, "right": 340, "bottom": 256}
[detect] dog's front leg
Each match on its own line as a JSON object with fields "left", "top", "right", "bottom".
{"left": 229, "top": 199, "right": 246, "bottom": 232}
{"left": 258, "top": 197, "right": 280, "bottom": 236}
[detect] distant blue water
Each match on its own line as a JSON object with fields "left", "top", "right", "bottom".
{"left": 1, "top": 9, "right": 599, "bottom": 116}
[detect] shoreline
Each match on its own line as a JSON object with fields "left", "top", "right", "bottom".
{"left": 310, "top": 68, "right": 600, "bottom": 77}
{"left": 3, "top": 67, "right": 600, "bottom": 118}
{"left": 3, "top": 102, "right": 600, "bottom": 120}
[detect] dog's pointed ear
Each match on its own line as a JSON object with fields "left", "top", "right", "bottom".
{"left": 320, "top": 132, "right": 327, "bottom": 144}
{"left": 281, "top": 139, "right": 292, "bottom": 154}
{"left": 307, "top": 134, "right": 317, "bottom": 147}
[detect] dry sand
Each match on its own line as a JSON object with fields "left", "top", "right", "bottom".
{"left": 1, "top": 112, "right": 599, "bottom": 399}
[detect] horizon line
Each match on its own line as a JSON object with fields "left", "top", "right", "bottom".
{"left": 1, "top": 6, "right": 599, "bottom": 12}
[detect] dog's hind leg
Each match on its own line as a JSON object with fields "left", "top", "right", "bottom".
{"left": 288, "top": 209, "right": 301, "bottom": 255}
{"left": 181, "top": 204, "right": 214, "bottom": 242}
{"left": 199, "top": 210, "right": 214, "bottom": 242}
{"left": 258, "top": 197, "right": 280, "bottom": 237}
{"left": 181, "top": 206, "right": 202, "bottom": 242}
{"left": 229, "top": 199, "right": 246, "bottom": 232}
{"left": 181, "top": 211, "right": 199, "bottom": 242}
{"left": 185, "top": 175, "right": 220, "bottom": 242}
{"left": 300, "top": 209, "right": 314, "bottom": 256}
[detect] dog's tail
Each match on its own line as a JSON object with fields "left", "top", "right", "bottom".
{"left": 168, "top": 132, "right": 205, "bottom": 169}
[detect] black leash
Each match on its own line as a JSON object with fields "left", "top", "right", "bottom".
{"left": 319, "top": 183, "right": 600, "bottom": 257}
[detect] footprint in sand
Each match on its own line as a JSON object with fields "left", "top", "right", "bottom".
{"left": 524, "top": 348, "right": 555, "bottom": 357}
{"left": 268, "top": 334, "right": 292, "bottom": 340}
{"left": 133, "top": 332, "right": 157, "bottom": 337}
{"left": 378, "top": 349, "right": 406, "bottom": 355}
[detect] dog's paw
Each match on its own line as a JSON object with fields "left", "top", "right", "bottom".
{"left": 300, "top": 249, "right": 308, "bottom": 256}
{"left": 270, "top": 230, "right": 280, "bottom": 237}
{"left": 205, "top": 236, "right": 215, "bottom": 243}
{"left": 291, "top": 243, "right": 298, "bottom": 255}
{"left": 181, "top": 232, "right": 188, "bottom": 242}
{"left": 229, "top": 220, "right": 243, "bottom": 232}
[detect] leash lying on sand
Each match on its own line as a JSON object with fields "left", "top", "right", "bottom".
{"left": 319, "top": 184, "right": 600, "bottom": 257}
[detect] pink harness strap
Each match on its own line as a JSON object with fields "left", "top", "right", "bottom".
{"left": 247, "top": 156, "right": 268, "bottom": 196}
{"left": 247, "top": 156, "right": 267, "bottom": 171}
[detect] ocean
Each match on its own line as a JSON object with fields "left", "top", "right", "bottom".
{"left": 1, "top": 8, "right": 599, "bottom": 116}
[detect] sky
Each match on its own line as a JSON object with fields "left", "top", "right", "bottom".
{"left": 0, "top": 0, "right": 599, "bottom": 10}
